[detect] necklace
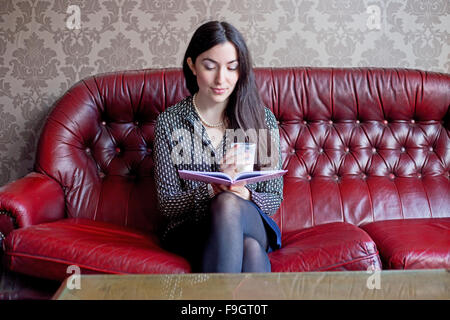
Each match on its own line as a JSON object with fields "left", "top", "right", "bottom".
{"left": 192, "top": 93, "right": 225, "bottom": 128}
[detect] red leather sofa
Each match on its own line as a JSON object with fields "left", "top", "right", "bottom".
{"left": 1, "top": 67, "right": 449, "bottom": 281}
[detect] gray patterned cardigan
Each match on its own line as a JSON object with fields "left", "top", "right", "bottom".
{"left": 154, "top": 96, "right": 283, "bottom": 240}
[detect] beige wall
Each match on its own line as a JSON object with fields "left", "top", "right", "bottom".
{"left": 0, "top": 0, "right": 449, "bottom": 184}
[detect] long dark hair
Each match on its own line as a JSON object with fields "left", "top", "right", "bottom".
{"left": 183, "top": 21, "right": 274, "bottom": 169}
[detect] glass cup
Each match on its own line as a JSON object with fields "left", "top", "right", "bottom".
{"left": 231, "top": 142, "right": 256, "bottom": 173}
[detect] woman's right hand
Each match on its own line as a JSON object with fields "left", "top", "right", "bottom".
{"left": 219, "top": 144, "right": 239, "bottom": 179}
{"left": 208, "top": 147, "right": 238, "bottom": 197}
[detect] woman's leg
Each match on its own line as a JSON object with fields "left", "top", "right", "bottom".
{"left": 242, "top": 236, "right": 271, "bottom": 272}
{"left": 201, "top": 191, "right": 271, "bottom": 273}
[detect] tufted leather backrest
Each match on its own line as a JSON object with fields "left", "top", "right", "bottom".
{"left": 254, "top": 68, "right": 449, "bottom": 234}
{"left": 35, "top": 69, "right": 190, "bottom": 234}
{"left": 35, "top": 67, "right": 450, "bottom": 234}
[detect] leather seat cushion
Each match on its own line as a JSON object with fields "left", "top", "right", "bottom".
{"left": 269, "top": 222, "right": 381, "bottom": 272}
{"left": 361, "top": 218, "right": 450, "bottom": 269}
{"left": 3, "top": 218, "right": 190, "bottom": 280}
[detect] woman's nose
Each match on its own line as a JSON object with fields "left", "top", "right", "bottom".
{"left": 215, "top": 67, "right": 226, "bottom": 84}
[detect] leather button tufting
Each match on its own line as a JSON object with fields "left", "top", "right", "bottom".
{"left": 101, "top": 121, "right": 107, "bottom": 126}
{"left": 401, "top": 147, "right": 406, "bottom": 153}
{"left": 115, "top": 147, "right": 121, "bottom": 154}
{"left": 389, "top": 173, "right": 395, "bottom": 180}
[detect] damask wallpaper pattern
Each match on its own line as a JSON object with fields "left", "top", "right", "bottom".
{"left": 0, "top": 0, "right": 449, "bottom": 184}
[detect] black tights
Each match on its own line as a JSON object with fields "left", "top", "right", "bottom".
{"left": 201, "top": 192, "right": 271, "bottom": 273}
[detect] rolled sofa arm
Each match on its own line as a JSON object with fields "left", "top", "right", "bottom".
{"left": 0, "top": 172, "right": 65, "bottom": 237}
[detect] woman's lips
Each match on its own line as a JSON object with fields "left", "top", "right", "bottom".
{"left": 211, "top": 88, "right": 227, "bottom": 94}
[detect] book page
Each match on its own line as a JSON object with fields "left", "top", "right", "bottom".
{"left": 198, "top": 171, "right": 232, "bottom": 180}
{"left": 178, "top": 169, "right": 287, "bottom": 186}
{"left": 178, "top": 170, "right": 232, "bottom": 185}
{"left": 234, "top": 170, "right": 286, "bottom": 181}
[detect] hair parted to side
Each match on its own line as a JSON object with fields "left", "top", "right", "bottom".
{"left": 183, "top": 21, "right": 277, "bottom": 169}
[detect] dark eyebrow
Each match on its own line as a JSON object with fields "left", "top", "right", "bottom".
{"left": 202, "top": 58, "right": 238, "bottom": 64}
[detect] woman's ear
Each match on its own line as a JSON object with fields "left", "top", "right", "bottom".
{"left": 187, "top": 57, "right": 197, "bottom": 76}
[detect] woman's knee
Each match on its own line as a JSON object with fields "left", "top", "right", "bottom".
{"left": 243, "top": 236, "right": 271, "bottom": 272}
{"left": 243, "top": 236, "right": 265, "bottom": 254}
{"left": 210, "top": 191, "right": 240, "bottom": 210}
{"left": 209, "top": 192, "right": 242, "bottom": 224}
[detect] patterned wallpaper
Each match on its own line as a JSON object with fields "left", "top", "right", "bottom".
{"left": 0, "top": 0, "right": 449, "bottom": 184}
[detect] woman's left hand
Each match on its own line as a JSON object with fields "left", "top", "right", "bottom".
{"left": 210, "top": 183, "right": 251, "bottom": 200}
{"left": 228, "top": 184, "right": 251, "bottom": 200}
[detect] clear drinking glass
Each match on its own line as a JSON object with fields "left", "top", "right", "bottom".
{"left": 231, "top": 142, "right": 256, "bottom": 173}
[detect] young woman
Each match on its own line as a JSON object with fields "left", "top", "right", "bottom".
{"left": 154, "top": 21, "right": 283, "bottom": 272}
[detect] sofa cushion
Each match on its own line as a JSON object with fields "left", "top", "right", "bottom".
{"left": 269, "top": 222, "right": 381, "bottom": 272}
{"left": 361, "top": 218, "right": 450, "bottom": 269}
{"left": 3, "top": 218, "right": 190, "bottom": 280}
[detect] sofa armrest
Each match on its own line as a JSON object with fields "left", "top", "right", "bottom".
{"left": 0, "top": 172, "right": 65, "bottom": 235}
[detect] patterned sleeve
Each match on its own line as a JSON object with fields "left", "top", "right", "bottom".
{"left": 247, "top": 108, "right": 284, "bottom": 216}
{"left": 153, "top": 112, "right": 211, "bottom": 221}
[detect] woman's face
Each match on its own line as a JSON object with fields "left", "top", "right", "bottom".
{"left": 187, "top": 41, "right": 239, "bottom": 107}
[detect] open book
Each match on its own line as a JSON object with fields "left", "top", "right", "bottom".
{"left": 178, "top": 169, "right": 287, "bottom": 186}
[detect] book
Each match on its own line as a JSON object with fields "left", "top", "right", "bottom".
{"left": 178, "top": 169, "right": 288, "bottom": 186}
